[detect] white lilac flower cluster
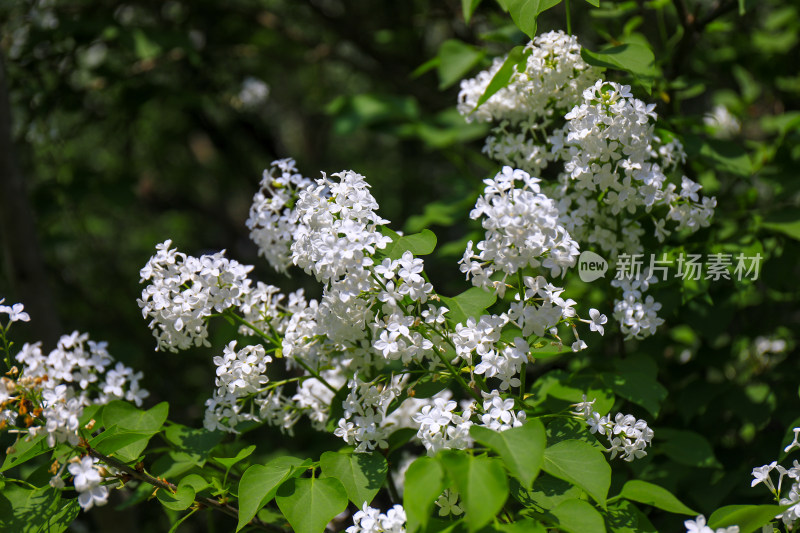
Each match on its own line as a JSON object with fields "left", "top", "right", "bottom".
{"left": 12, "top": 331, "right": 148, "bottom": 448}
{"left": 555, "top": 81, "right": 715, "bottom": 247}
{"left": 1, "top": 301, "right": 147, "bottom": 512}
{"left": 479, "top": 390, "right": 526, "bottom": 431}
{"left": 460, "top": 166, "right": 579, "bottom": 295}
{"left": 141, "top": 157, "right": 603, "bottom": 454}
{"left": 457, "top": 166, "right": 601, "bottom": 362}
{"left": 335, "top": 375, "right": 401, "bottom": 452}
{"left": 684, "top": 515, "right": 739, "bottom": 533}
{"left": 459, "top": 31, "right": 600, "bottom": 175}
{"left": 246, "top": 158, "right": 313, "bottom": 273}
{"left": 750, "top": 427, "right": 800, "bottom": 528}
{"left": 346, "top": 503, "right": 407, "bottom": 533}
{"left": 458, "top": 36, "right": 716, "bottom": 341}
{"left": 291, "top": 169, "right": 391, "bottom": 283}
{"left": 610, "top": 271, "right": 664, "bottom": 340}
{"left": 573, "top": 396, "right": 654, "bottom": 462}
{"left": 412, "top": 396, "right": 474, "bottom": 456}
{"left": 203, "top": 341, "right": 272, "bottom": 432}
{"left": 137, "top": 240, "right": 254, "bottom": 352}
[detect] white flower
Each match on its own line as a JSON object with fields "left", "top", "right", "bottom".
{"left": 0, "top": 300, "right": 30, "bottom": 322}
{"left": 479, "top": 390, "right": 526, "bottom": 431}
{"left": 751, "top": 462, "right": 777, "bottom": 491}
{"left": 68, "top": 457, "right": 109, "bottom": 511}
{"left": 786, "top": 428, "right": 800, "bottom": 453}
{"left": 347, "top": 503, "right": 407, "bottom": 533}
{"left": 571, "top": 339, "right": 587, "bottom": 352}
{"left": 588, "top": 308, "right": 607, "bottom": 336}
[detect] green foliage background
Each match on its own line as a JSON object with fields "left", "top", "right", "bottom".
{"left": 1, "top": 0, "right": 799, "bottom": 531}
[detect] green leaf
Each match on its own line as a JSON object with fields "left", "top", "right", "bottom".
{"left": 439, "top": 450, "right": 509, "bottom": 532}
{"left": 437, "top": 40, "right": 486, "bottom": 90}
{"left": 496, "top": 519, "right": 547, "bottom": 532}
{"left": 387, "top": 428, "right": 418, "bottom": 456}
{"left": 404, "top": 194, "right": 477, "bottom": 233}
{"left": 0, "top": 485, "right": 78, "bottom": 533}
{"left": 79, "top": 403, "right": 104, "bottom": 426}
{"left": 510, "top": 473, "right": 582, "bottom": 511}
{"left": 275, "top": 477, "right": 348, "bottom": 533}
{"left": 658, "top": 429, "right": 721, "bottom": 468}
{"left": 180, "top": 474, "right": 210, "bottom": 492}
{"left": 527, "top": 370, "right": 615, "bottom": 417}
{"left": 581, "top": 44, "right": 657, "bottom": 93}
{"left": 708, "top": 504, "right": 790, "bottom": 533}
{"left": 462, "top": 0, "right": 483, "bottom": 22}
{"left": 320, "top": 450, "right": 388, "bottom": 506}
{"left": 618, "top": 480, "right": 697, "bottom": 515}
{"left": 90, "top": 426, "right": 159, "bottom": 462}
{"left": 156, "top": 475, "right": 210, "bottom": 512}
{"left": 469, "top": 419, "right": 546, "bottom": 490}
{"left": 551, "top": 498, "right": 607, "bottom": 533}
{"left": 162, "top": 424, "right": 225, "bottom": 467}
{"left": 168, "top": 509, "right": 199, "bottom": 533}
{"left": 762, "top": 210, "right": 800, "bottom": 240}
{"left": 237, "top": 456, "right": 306, "bottom": 532}
{"left": 606, "top": 500, "right": 657, "bottom": 533}
{"left": 584, "top": 0, "right": 600, "bottom": 6}
{"left": 529, "top": 340, "right": 572, "bottom": 358}
{"left": 102, "top": 400, "right": 169, "bottom": 433}
{"left": 212, "top": 445, "right": 256, "bottom": 471}
{"left": 132, "top": 29, "right": 162, "bottom": 60}
{"left": 93, "top": 402, "right": 169, "bottom": 460}
{"left": 506, "top": 0, "right": 563, "bottom": 38}
{"left": 157, "top": 483, "right": 195, "bottom": 511}
{"left": 601, "top": 371, "right": 667, "bottom": 417}
{"left": 683, "top": 135, "right": 752, "bottom": 176}
{"left": 404, "top": 457, "right": 446, "bottom": 533}
{"left": 1, "top": 433, "right": 48, "bottom": 473}
{"left": 408, "top": 374, "right": 452, "bottom": 400}
{"left": 440, "top": 287, "right": 497, "bottom": 325}
{"left": 470, "top": 45, "right": 527, "bottom": 113}
{"left": 542, "top": 439, "right": 611, "bottom": 508}
{"left": 381, "top": 227, "right": 438, "bottom": 260}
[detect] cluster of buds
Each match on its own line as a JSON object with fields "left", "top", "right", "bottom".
{"left": 0, "top": 370, "right": 48, "bottom": 431}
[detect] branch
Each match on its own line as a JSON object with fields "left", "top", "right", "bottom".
{"left": 83, "top": 446, "right": 288, "bottom": 533}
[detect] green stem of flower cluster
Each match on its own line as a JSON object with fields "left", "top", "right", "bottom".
{"left": 565, "top": 0, "right": 572, "bottom": 35}
{"left": 434, "top": 343, "right": 483, "bottom": 403}
{"left": 228, "top": 311, "right": 338, "bottom": 394}
{"left": 0, "top": 323, "right": 13, "bottom": 372}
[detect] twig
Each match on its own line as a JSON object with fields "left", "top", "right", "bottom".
{"left": 83, "top": 445, "right": 287, "bottom": 533}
